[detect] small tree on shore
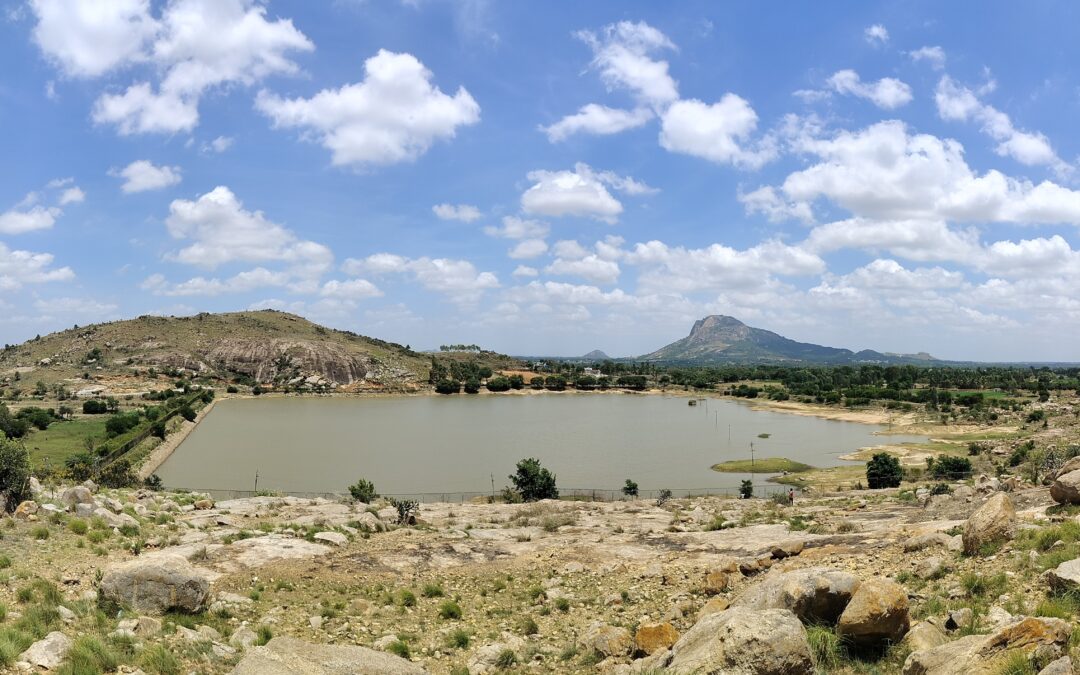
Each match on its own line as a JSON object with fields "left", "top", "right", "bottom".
{"left": 622, "top": 479, "right": 638, "bottom": 498}
{"left": 348, "top": 478, "right": 378, "bottom": 503}
{"left": 739, "top": 479, "right": 753, "bottom": 499}
{"left": 866, "top": 452, "right": 903, "bottom": 489}
{"left": 510, "top": 458, "right": 558, "bottom": 501}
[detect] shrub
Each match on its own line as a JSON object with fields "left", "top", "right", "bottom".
{"left": 486, "top": 377, "right": 511, "bottom": 392}
{"left": 348, "top": 478, "right": 378, "bottom": 503}
{"left": 143, "top": 474, "right": 163, "bottom": 491}
{"left": 656, "top": 488, "right": 673, "bottom": 506}
{"left": 510, "top": 457, "right": 558, "bottom": 501}
{"left": 62, "top": 635, "right": 119, "bottom": 674}
{"left": 389, "top": 498, "right": 419, "bottom": 525}
{"left": 739, "top": 479, "right": 753, "bottom": 499}
{"left": 387, "top": 640, "right": 410, "bottom": 659}
{"left": 439, "top": 600, "right": 462, "bottom": 619}
{"left": 81, "top": 400, "right": 108, "bottom": 415}
{"left": 554, "top": 597, "right": 570, "bottom": 612}
{"left": 422, "top": 583, "right": 444, "bottom": 598}
{"left": 930, "top": 455, "right": 973, "bottom": 480}
{"left": 138, "top": 644, "right": 180, "bottom": 675}
{"left": 0, "top": 437, "right": 31, "bottom": 513}
{"left": 517, "top": 616, "right": 538, "bottom": 635}
{"left": 226, "top": 385, "right": 239, "bottom": 394}
{"left": 256, "top": 625, "right": 273, "bottom": 646}
{"left": 866, "top": 452, "right": 902, "bottom": 489}
{"left": 31, "top": 526, "right": 49, "bottom": 540}
{"left": 447, "top": 628, "right": 470, "bottom": 648}
{"left": 622, "top": 479, "right": 638, "bottom": 498}
{"left": 179, "top": 406, "right": 196, "bottom": 422}
{"left": 98, "top": 459, "right": 137, "bottom": 489}
{"left": 68, "top": 519, "right": 88, "bottom": 535}
{"left": 930, "top": 483, "right": 952, "bottom": 496}
{"left": 462, "top": 378, "right": 481, "bottom": 394}
{"left": 494, "top": 649, "right": 517, "bottom": 668}
{"left": 435, "top": 380, "right": 460, "bottom": 395}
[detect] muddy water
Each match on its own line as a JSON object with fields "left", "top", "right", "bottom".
{"left": 156, "top": 394, "right": 925, "bottom": 496}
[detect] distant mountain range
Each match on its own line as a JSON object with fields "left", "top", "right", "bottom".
{"left": 640, "top": 315, "right": 937, "bottom": 365}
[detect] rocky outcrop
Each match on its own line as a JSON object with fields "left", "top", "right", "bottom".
{"left": 648, "top": 607, "right": 814, "bottom": 674}
{"left": 230, "top": 635, "right": 427, "bottom": 674}
{"left": 99, "top": 554, "right": 210, "bottom": 614}
{"left": 1050, "top": 461, "right": 1080, "bottom": 504}
{"left": 903, "top": 617, "right": 1071, "bottom": 675}
{"left": 836, "top": 578, "right": 909, "bottom": 648}
{"left": 731, "top": 567, "right": 860, "bottom": 624}
{"left": 60, "top": 486, "right": 94, "bottom": 510}
{"left": 962, "top": 493, "right": 1016, "bottom": 555}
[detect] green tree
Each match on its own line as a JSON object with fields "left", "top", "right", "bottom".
{"left": 739, "top": 480, "right": 753, "bottom": 499}
{"left": 435, "top": 380, "right": 461, "bottom": 395}
{"left": 0, "top": 436, "right": 30, "bottom": 512}
{"left": 929, "top": 455, "right": 973, "bottom": 480}
{"left": 865, "top": 452, "right": 903, "bottom": 489}
{"left": 348, "top": 478, "right": 378, "bottom": 503}
{"left": 622, "top": 479, "right": 639, "bottom": 498}
{"left": 510, "top": 458, "right": 558, "bottom": 501}
{"left": 179, "top": 406, "right": 197, "bottom": 422}
{"left": 463, "top": 378, "right": 481, "bottom": 394}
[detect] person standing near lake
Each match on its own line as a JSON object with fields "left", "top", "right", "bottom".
{"left": 788, "top": 488, "right": 795, "bottom": 506}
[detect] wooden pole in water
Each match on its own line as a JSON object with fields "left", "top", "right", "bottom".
{"left": 254, "top": 469, "right": 259, "bottom": 494}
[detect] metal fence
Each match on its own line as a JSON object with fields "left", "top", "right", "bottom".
{"left": 174, "top": 483, "right": 800, "bottom": 504}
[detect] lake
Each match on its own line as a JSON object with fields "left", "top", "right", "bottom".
{"left": 155, "top": 394, "right": 926, "bottom": 498}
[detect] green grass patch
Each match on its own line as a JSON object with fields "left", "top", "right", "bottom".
{"left": 711, "top": 457, "right": 815, "bottom": 473}
{"left": 24, "top": 417, "right": 108, "bottom": 466}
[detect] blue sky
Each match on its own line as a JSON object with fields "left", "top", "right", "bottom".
{"left": 1, "top": 1, "right": 1079, "bottom": 361}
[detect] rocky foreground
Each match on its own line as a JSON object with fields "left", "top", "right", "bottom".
{"left": 5, "top": 469, "right": 1080, "bottom": 674}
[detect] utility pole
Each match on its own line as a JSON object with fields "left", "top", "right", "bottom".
{"left": 490, "top": 473, "right": 495, "bottom": 501}
{"left": 750, "top": 441, "right": 755, "bottom": 473}
{"left": 254, "top": 469, "right": 259, "bottom": 494}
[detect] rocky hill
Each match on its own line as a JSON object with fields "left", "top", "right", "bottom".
{"left": 582, "top": 350, "right": 611, "bottom": 360}
{"left": 0, "top": 310, "right": 431, "bottom": 394}
{"left": 642, "top": 315, "right": 937, "bottom": 365}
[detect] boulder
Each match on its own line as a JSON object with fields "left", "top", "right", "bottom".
{"left": 19, "top": 631, "right": 73, "bottom": 670}
{"left": 732, "top": 567, "right": 860, "bottom": 624}
{"left": 698, "top": 596, "right": 731, "bottom": 619}
{"left": 313, "top": 532, "right": 348, "bottom": 546}
{"left": 915, "top": 556, "right": 947, "bottom": 580}
{"left": 92, "top": 507, "right": 139, "bottom": 530}
{"left": 1050, "top": 470, "right": 1080, "bottom": 505}
{"left": 945, "top": 608, "right": 973, "bottom": 631}
{"left": 1054, "top": 456, "right": 1080, "bottom": 480}
{"left": 634, "top": 622, "right": 679, "bottom": 655}
{"left": 99, "top": 554, "right": 210, "bottom": 614}
{"left": 903, "top": 532, "right": 953, "bottom": 552}
{"left": 354, "top": 512, "right": 386, "bottom": 532}
{"left": 1044, "top": 558, "right": 1080, "bottom": 593}
{"left": 651, "top": 607, "right": 814, "bottom": 674}
{"left": 902, "top": 622, "right": 948, "bottom": 653}
{"left": 231, "top": 626, "right": 258, "bottom": 649}
{"left": 903, "top": 617, "right": 1071, "bottom": 675}
{"left": 1038, "top": 656, "right": 1074, "bottom": 675}
{"left": 75, "top": 502, "right": 95, "bottom": 518}
{"left": 28, "top": 476, "right": 43, "bottom": 497}
{"left": 13, "top": 500, "right": 38, "bottom": 520}
{"left": 194, "top": 499, "right": 215, "bottom": 510}
{"left": 836, "top": 578, "right": 909, "bottom": 648}
{"left": 230, "top": 636, "right": 427, "bottom": 674}
{"left": 703, "top": 570, "right": 733, "bottom": 594}
{"left": 61, "top": 486, "right": 94, "bottom": 510}
{"left": 770, "top": 540, "right": 805, "bottom": 559}
{"left": 962, "top": 493, "right": 1016, "bottom": 555}
{"left": 579, "top": 622, "right": 633, "bottom": 657}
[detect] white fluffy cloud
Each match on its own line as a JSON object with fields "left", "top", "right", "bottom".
{"left": 508, "top": 239, "right": 549, "bottom": 259}
{"left": 0, "top": 242, "right": 75, "bottom": 291}
{"left": 30, "top": 0, "right": 157, "bottom": 77}
{"left": 759, "top": 120, "right": 1080, "bottom": 226}
{"left": 38, "top": 0, "right": 317, "bottom": 135}
{"left": 0, "top": 180, "right": 84, "bottom": 234}
{"left": 545, "top": 255, "right": 620, "bottom": 284}
{"left": 541, "top": 104, "right": 653, "bottom": 142}
{"left": 320, "top": 279, "right": 382, "bottom": 300}
{"left": 484, "top": 216, "right": 549, "bottom": 240}
{"left": 433, "top": 203, "right": 482, "bottom": 222}
{"left": 163, "top": 187, "right": 332, "bottom": 287}
{"left": 575, "top": 21, "right": 678, "bottom": 106}
{"left": 520, "top": 163, "right": 653, "bottom": 222}
{"left": 343, "top": 254, "right": 498, "bottom": 304}
{"left": 826, "top": 70, "right": 913, "bottom": 109}
{"left": 659, "top": 95, "right": 777, "bottom": 169}
{"left": 112, "top": 160, "right": 182, "bottom": 193}
{"left": 909, "top": 46, "right": 946, "bottom": 69}
{"left": 935, "top": 75, "right": 1068, "bottom": 173}
{"left": 864, "top": 24, "right": 889, "bottom": 45}
{"left": 256, "top": 50, "right": 480, "bottom": 167}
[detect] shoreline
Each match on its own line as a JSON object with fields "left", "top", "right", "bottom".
{"left": 136, "top": 396, "right": 220, "bottom": 479}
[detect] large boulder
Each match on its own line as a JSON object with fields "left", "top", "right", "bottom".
{"left": 649, "top": 607, "right": 814, "bottom": 674}
{"left": 903, "top": 617, "right": 1071, "bottom": 675}
{"left": 634, "top": 622, "right": 680, "bottom": 656}
{"left": 579, "top": 622, "right": 633, "bottom": 657}
{"left": 903, "top": 532, "right": 953, "bottom": 552}
{"left": 13, "top": 500, "right": 38, "bottom": 520}
{"left": 19, "top": 631, "right": 73, "bottom": 670}
{"left": 836, "top": 578, "right": 909, "bottom": 648}
{"left": 1054, "top": 456, "right": 1080, "bottom": 480}
{"left": 60, "top": 486, "right": 94, "bottom": 510}
{"left": 230, "top": 636, "right": 427, "bottom": 674}
{"left": 732, "top": 567, "right": 860, "bottom": 624}
{"left": 99, "top": 554, "right": 210, "bottom": 614}
{"left": 902, "top": 622, "right": 948, "bottom": 653}
{"left": 1043, "top": 558, "right": 1080, "bottom": 593}
{"left": 1050, "top": 470, "right": 1080, "bottom": 505}
{"left": 962, "top": 493, "right": 1016, "bottom": 556}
